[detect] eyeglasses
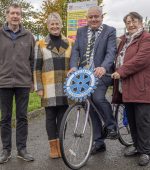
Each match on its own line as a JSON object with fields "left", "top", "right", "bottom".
{"left": 126, "top": 20, "right": 139, "bottom": 26}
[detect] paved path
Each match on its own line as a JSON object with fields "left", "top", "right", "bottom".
{"left": 0, "top": 113, "right": 150, "bottom": 170}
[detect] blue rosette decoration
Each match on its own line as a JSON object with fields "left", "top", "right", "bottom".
{"left": 64, "top": 68, "right": 98, "bottom": 102}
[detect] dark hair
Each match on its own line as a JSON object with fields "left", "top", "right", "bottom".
{"left": 123, "top": 12, "right": 143, "bottom": 23}
{"left": 6, "top": 3, "right": 22, "bottom": 15}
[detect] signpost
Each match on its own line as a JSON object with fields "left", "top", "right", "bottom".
{"left": 67, "top": 0, "right": 97, "bottom": 40}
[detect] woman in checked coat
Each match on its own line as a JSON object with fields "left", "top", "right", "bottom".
{"left": 34, "top": 12, "right": 72, "bottom": 159}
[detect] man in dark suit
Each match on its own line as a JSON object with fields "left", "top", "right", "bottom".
{"left": 68, "top": 6, "right": 117, "bottom": 154}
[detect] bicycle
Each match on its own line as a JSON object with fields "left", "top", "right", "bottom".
{"left": 114, "top": 104, "right": 133, "bottom": 146}
{"left": 59, "top": 68, "right": 133, "bottom": 169}
{"left": 59, "top": 98, "right": 108, "bottom": 169}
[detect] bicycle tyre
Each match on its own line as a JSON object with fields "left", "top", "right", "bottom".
{"left": 115, "top": 104, "right": 133, "bottom": 146}
{"left": 59, "top": 102, "right": 93, "bottom": 169}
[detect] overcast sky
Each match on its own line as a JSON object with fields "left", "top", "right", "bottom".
{"left": 27, "top": 0, "right": 150, "bottom": 35}
{"left": 27, "top": 0, "right": 42, "bottom": 11}
{"left": 103, "top": 0, "right": 150, "bottom": 28}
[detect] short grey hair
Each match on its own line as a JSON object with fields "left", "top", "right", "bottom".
{"left": 87, "top": 6, "right": 103, "bottom": 15}
{"left": 6, "top": 3, "right": 22, "bottom": 15}
{"left": 47, "top": 12, "right": 63, "bottom": 26}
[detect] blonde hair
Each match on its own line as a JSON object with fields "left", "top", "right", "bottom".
{"left": 47, "top": 12, "right": 63, "bottom": 27}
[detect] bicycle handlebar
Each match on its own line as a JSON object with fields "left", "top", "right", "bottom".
{"left": 105, "top": 73, "right": 112, "bottom": 77}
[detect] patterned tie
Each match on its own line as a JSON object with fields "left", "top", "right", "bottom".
{"left": 83, "top": 25, "right": 103, "bottom": 68}
{"left": 86, "top": 30, "right": 96, "bottom": 66}
{"left": 89, "top": 30, "right": 96, "bottom": 53}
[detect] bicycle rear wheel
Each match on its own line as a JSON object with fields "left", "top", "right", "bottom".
{"left": 115, "top": 104, "right": 133, "bottom": 146}
{"left": 59, "top": 102, "right": 93, "bottom": 169}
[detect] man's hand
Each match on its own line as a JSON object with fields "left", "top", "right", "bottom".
{"left": 37, "top": 90, "right": 44, "bottom": 97}
{"left": 67, "top": 67, "right": 77, "bottom": 77}
{"left": 30, "top": 83, "right": 34, "bottom": 92}
{"left": 94, "top": 67, "right": 106, "bottom": 78}
{"left": 111, "top": 72, "right": 120, "bottom": 79}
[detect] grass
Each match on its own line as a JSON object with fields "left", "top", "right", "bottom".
{"left": 1, "top": 92, "right": 41, "bottom": 120}
{"left": 28, "top": 92, "right": 41, "bottom": 112}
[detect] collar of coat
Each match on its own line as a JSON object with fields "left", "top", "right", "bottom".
{"left": 2, "top": 23, "right": 29, "bottom": 39}
{"left": 44, "top": 34, "right": 69, "bottom": 55}
{"left": 118, "top": 30, "right": 145, "bottom": 54}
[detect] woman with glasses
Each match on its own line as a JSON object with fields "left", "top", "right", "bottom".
{"left": 112, "top": 12, "right": 150, "bottom": 166}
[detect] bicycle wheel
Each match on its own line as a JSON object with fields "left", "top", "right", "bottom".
{"left": 115, "top": 104, "right": 133, "bottom": 146}
{"left": 59, "top": 102, "right": 93, "bottom": 169}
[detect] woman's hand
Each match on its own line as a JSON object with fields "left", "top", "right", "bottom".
{"left": 111, "top": 72, "right": 121, "bottom": 79}
{"left": 37, "top": 90, "right": 44, "bottom": 97}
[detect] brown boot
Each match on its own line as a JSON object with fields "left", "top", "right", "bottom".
{"left": 49, "top": 139, "right": 59, "bottom": 158}
{"left": 56, "top": 139, "right": 62, "bottom": 157}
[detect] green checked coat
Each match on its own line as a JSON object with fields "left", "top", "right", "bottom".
{"left": 34, "top": 34, "right": 72, "bottom": 107}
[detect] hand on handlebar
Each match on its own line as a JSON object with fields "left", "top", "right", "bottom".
{"left": 111, "top": 72, "right": 121, "bottom": 79}
{"left": 67, "top": 67, "right": 77, "bottom": 77}
{"left": 94, "top": 67, "right": 106, "bottom": 78}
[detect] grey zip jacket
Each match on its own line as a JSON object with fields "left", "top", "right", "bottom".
{"left": 0, "top": 24, "right": 35, "bottom": 88}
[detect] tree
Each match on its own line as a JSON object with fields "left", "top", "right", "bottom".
{"left": 37, "top": 0, "right": 103, "bottom": 36}
{"left": 144, "top": 17, "right": 150, "bottom": 33}
{"left": 36, "top": 0, "right": 67, "bottom": 36}
{"left": 148, "top": 20, "right": 150, "bottom": 32}
{"left": 0, "top": 0, "right": 38, "bottom": 35}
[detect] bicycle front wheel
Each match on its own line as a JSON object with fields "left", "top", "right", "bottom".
{"left": 115, "top": 104, "right": 133, "bottom": 146}
{"left": 59, "top": 102, "right": 93, "bottom": 169}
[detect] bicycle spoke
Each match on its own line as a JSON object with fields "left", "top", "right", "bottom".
{"left": 60, "top": 103, "right": 93, "bottom": 169}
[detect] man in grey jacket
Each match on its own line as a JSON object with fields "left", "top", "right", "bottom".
{"left": 0, "top": 3, "right": 34, "bottom": 163}
{"left": 68, "top": 6, "right": 117, "bottom": 155}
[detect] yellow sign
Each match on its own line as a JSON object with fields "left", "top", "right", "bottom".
{"left": 67, "top": 1, "right": 97, "bottom": 40}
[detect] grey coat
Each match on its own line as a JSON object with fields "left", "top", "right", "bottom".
{"left": 0, "top": 24, "right": 35, "bottom": 88}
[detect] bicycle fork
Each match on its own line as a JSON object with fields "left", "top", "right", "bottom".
{"left": 74, "top": 100, "right": 90, "bottom": 137}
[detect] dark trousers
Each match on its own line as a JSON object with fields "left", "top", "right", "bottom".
{"left": 0, "top": 88, "right": 30, "bottom": 152}
{"left": 125, "top": 103, "right": 150, "bottom": 154}
{"left": 45, "top": 105, "right": 68, "bottom": 140}
{"left": 90, "top": 78, "right": 116, "bottom": 147}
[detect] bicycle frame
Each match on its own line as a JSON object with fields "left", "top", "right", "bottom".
{"left": 73, "top": 98, "right": 105, "bottom": 138}
{"left": 88, "top": 98, "right": 105, "bottom": 127}
{"left": 73, "top": 100, "right": 90, "bottom": 137}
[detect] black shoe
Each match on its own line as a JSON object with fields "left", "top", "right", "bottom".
{"left": 107, "top": 129, "right": 118, "bottom": 139}
{"left": 124, "top": 146, "right": 138, "bottom": 157}
{"left": 17, "top": 149, "right": 34, "bottom": 162}
{"left": 0, "top": 150, "right": 11, "bottom": 164}
{"left": 139, "top": 154, "right": 150, "bottom": 166}
{"left": 91, "top": 144, "right": 106, "bottom": 155}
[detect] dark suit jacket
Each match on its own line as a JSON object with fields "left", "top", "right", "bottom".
{"left": 70, "top": 24, "right": 117, "bottom": 73}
